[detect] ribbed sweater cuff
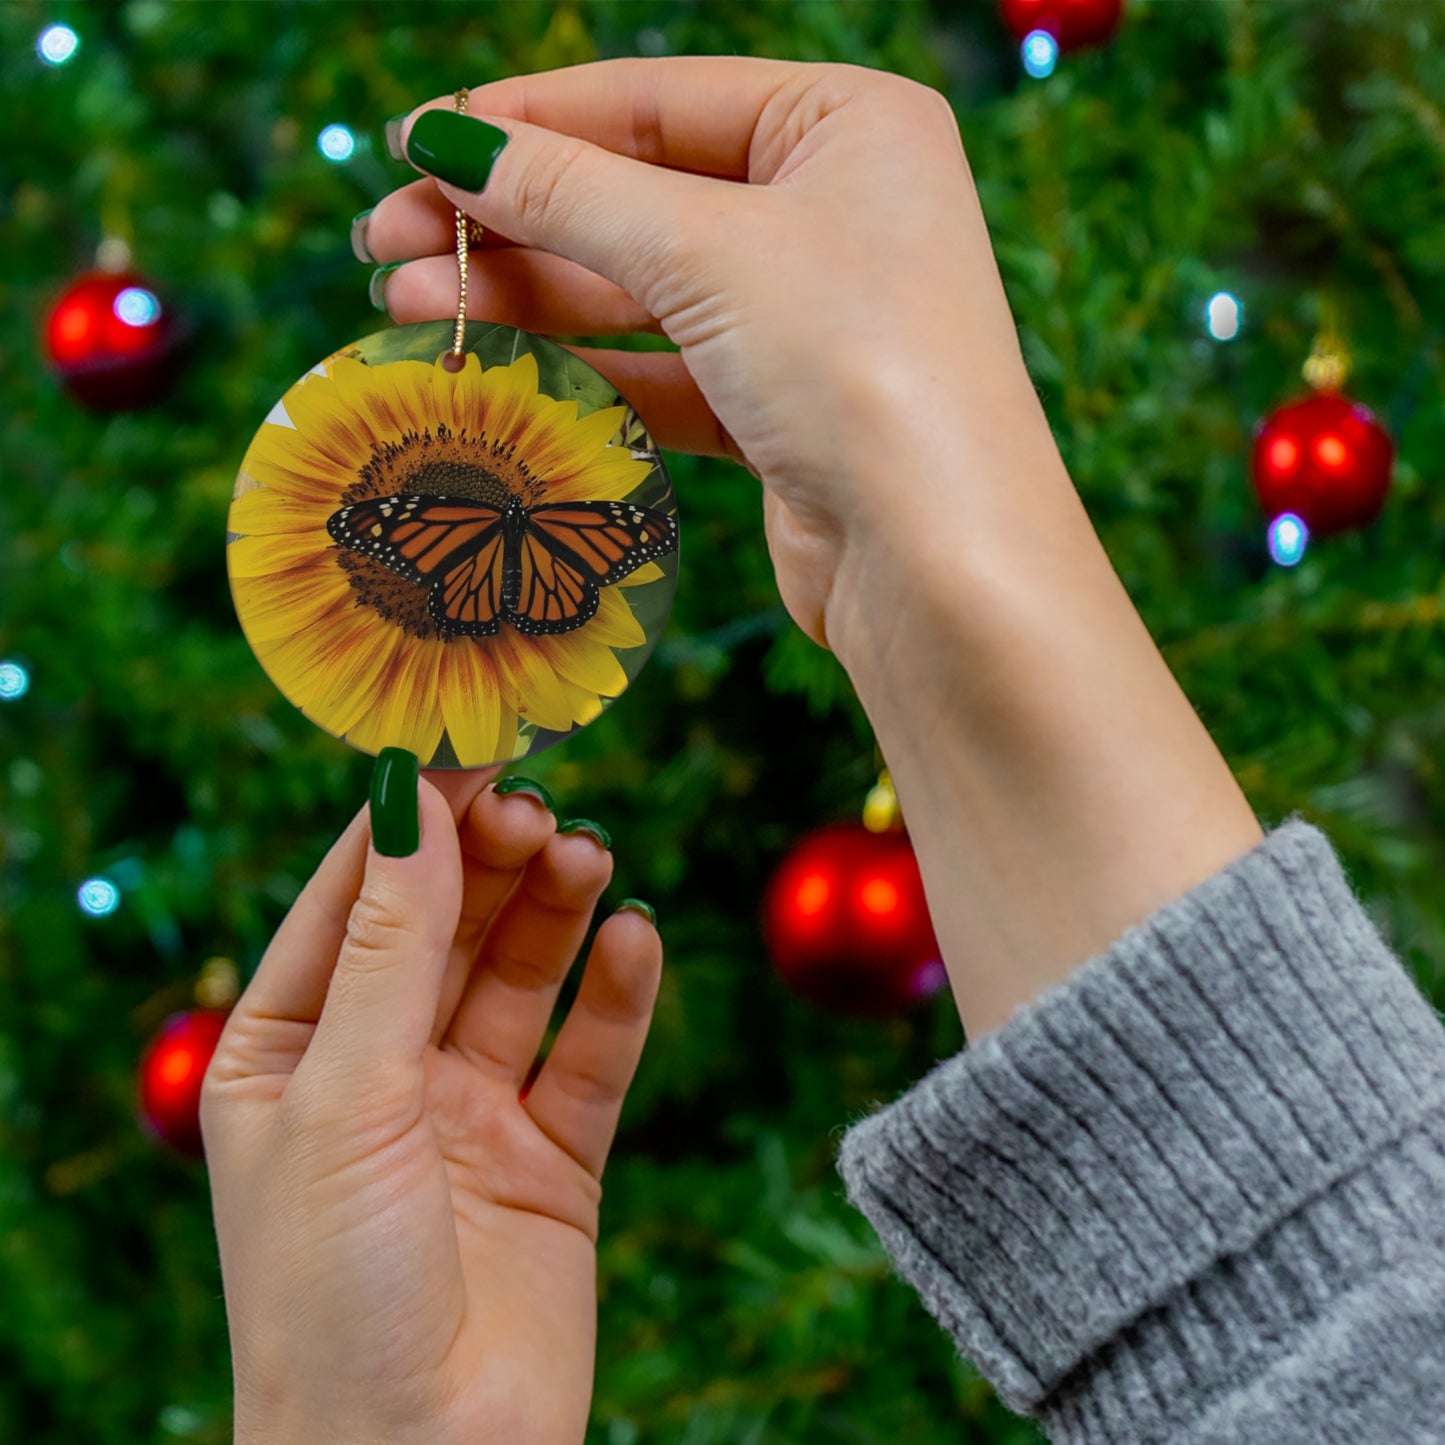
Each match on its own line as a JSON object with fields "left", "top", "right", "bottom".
{"left": 836, "top": 817, "right": 1445, "bottom": 1432}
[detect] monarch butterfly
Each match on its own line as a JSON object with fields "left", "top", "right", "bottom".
{"left": 326, "top": 491, "right": 678, "bottom": 638}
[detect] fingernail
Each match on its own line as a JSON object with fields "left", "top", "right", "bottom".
{"left": 558, "top": 818, "right": 611, "bottom": 851}
{"left": 350, "top": 208, "right": 375, "bottom": 263}
{"left": 370, "top": 747, "right": 419, "bottom": 857}
{"left": 405, "top": 110, "right": 510, "bottom": 192}
{"left": 369, "top": 261, "right": 403, "bottom": 311}
{"left": 493, "top": 775, "right": 555, "bottom": 812}
{"left": 617, "top": 897, "right": 656, "bottom": 926}
{"left": 384, "top": 113, "right": 409, "bottom": 162}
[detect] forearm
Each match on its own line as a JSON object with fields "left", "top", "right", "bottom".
{"left": 827, "top": 385, "right": 1262, "bottom": 1040}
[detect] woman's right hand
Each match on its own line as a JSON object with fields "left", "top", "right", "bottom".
{"left": 360, "top": 57, "right": 1066, "bottom": 658}
{"left": 364, "top": 58, "right": 1263, "bottom": 1044}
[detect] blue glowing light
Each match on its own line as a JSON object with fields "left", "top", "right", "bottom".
{"left": 114, "top": 287, "right": 162, "bottom": 328}
{"left": 38, "top": 24, "right": 79, "bottom": 66}
{"left": 1022, "top": 30, "right": 1059, "bottom": 79}
{"left": 0, "top": 661, "right": 29, "bottom": 701}
{"left": 78, "top": 878, "right": 121, "bottom": 917}
{"left": 318, "top": 124, "right": 356, "bottom": 162}
{"left": 1267, "top": 512, "right": 1309, "bottom": 567}
{"left": 1205, "top": 291, "right": 1242, "bottom": 341}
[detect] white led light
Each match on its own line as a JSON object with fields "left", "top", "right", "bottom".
{"left": 0, "top": 660, "right": 29, "bottom": 700}
{"left": 1205, "top": 291, "right": 1242, "bottom": 342}
{"left": 1022, "top": 30, "right": 1059, "bottom": 79}
{"left": 78, "top": 878, "right": 121, "bottom": 917}
{"left": 114, "top": 287, "right": 161, "bottom": 327}
{"left": 1267, "top": 512, "right": 1308, "bottom": 567}
{"left": 318, "top": 124, "right": 357, "bottom": 162}
{"left": 38, "top": 24, "right": 79, "bottom": 66}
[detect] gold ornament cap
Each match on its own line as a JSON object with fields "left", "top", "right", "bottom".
{"left": 863, "top": 768, "right": 902, "bottom": 833}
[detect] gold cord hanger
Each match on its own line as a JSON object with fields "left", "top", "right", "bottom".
{"left": 444, "top": 88, "right": 477, "bottom": 369}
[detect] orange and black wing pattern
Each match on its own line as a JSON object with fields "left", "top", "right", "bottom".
{"left": 505, "top": 530, "right": 601, "bottom": 635}
{"left": 327, "top": 494, "right": 677, "bottom": 639}
{"left": 326, "top": 495, "right": 507, "bottom": 636}
{"left": 505, "top": 500, "right": 678, "bottom": 636}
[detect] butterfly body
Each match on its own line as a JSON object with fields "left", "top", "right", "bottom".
{"left": 327, "top": 491, "right": 677, "bottom": 639}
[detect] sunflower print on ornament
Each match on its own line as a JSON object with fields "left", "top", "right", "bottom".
{"left": 227, "top": 326, "right": 679, "bottom": 768}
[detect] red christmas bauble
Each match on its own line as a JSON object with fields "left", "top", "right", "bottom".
{"left": 998, "top": 0, "right": 1124, "bottom": 49}
{"left": 137, "top": 1009, "right": 229, "bottom": 1157}
{"left": 44, "top": 269, "right": 181, "bottom": 410}
{"left": 763, "top": 822, "right": 945, "bottom": 1017}
{"left": 1251, "top": 392, "right": 1394, "bottom": 537}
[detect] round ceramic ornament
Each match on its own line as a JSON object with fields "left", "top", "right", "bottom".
{"left": 228, "top": 319, "right": 679, "bottom": 767}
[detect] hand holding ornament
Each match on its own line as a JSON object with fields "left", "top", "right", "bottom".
{"left": 370, "top": 56, "right": 1262, "bottom": 1042}
{"left": 203, "top": 762, "right": 661, "bottom": 1445}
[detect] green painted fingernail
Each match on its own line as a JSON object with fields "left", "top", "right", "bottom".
{"left": 493, "top": 775, "right": 555, "bottom": 812}
{"left": 369, "top": 261, "right": 403, "bottom": 311}
{"left": 405, "top": 110, "right": 510, "bottom": 192}
{"left": 617, "top": 898, "right": 656, "bottom": 926}
{"left": 350, "top": 208, "right": 375, "bottom": 263}
{"left": 384, "top": 113, "right": 409, "bottom": 162}
{"left": 370, "top": 748, "right": 419, "bottom": 857}
{"left": 558, "top": 818, "right": 611, "bottom": 851}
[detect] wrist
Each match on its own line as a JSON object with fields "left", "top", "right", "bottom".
{"left": 825, "top": 415, "right": 1262, "bottom": 1039}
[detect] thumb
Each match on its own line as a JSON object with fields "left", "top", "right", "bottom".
{"left": 397, "top": 105, "right": 745, "bottom": 317}
{"left": 303, "top": 751, "right": 462, "bottom": 1090}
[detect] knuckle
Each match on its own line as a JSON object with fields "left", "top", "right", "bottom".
{"left": 486, "top": 941, "right": 562, "bottom": 993}
{"left": 629, "top": 75, "right": 668, "bottom": 167}
{"left": 513, "top": 135, "right": 590, "bottom": 231}
{"left": 551, "top": 1058, "right": 618, "bottom": 1110}
{"left": 340, "top": 892, "right": 409, "bottom": 968}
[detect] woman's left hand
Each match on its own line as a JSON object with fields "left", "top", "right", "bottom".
{"left": 201, "top": 764, "right": 662, "bottom": 1445}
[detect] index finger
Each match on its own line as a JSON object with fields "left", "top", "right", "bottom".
{"left": 405, "top": 54, "right": 809, "bottom": 181}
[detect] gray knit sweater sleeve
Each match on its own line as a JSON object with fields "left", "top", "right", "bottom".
{"left": 836, "top": 817, "right": 1445, "bottom": 1443}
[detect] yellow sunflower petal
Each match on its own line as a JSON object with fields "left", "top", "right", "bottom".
{"left": 498, "top": 637, "right": 581, "bottom": 734}
{"left": 522, "top": 403, "right": 626, "bottom": 482}
{"left": 544, "top": 447, "right": 656, "bottom": 504}
{"left": 564, "top": 685, "right": 607, "bottom": 727}
{"left": 228, "top": 485, "right": 331, "bottom": 537}
{"left": 479, "top": 352, "right": 542, "bottom": 445}
{"left": 296, "top": 620, "right": 406, "bottom": 739}
{"left": 544, "top": 629, "right": 629, "bottom": 699}
{"left": 547, "top": 674, "right": 608, "bottom": 729}
{"left": 242, "top": 425, "right": 356, "bottom": 505}
{"left": 281, "top": 370, "right": 378, "bottom": 473}
{"left": 234, "top": 562, "right": 351, "bottom": 644}
{"left": 343, "top": 636, "right": 447, "bottom": 762}
{"left": 618, "top": 561, "right": 665, "bottom": 588}
{"left": 508, "top": 396, "right": 583, "bottom": 480}
{"left": 581, "top": 587, "right": 647, "bottom": 650}
{"left": 227, "top": 530, "right": 331, "bottom": 578}
{"left": 435, "top": 352, "right": 486, "bottom": 435}
{"left": 439, "top": 641, "right": 513, "bottom": 767}
{"left": 251, "top": 600, "right": 361, "bottom": 710}
{"left": 331, "top": 357, "right": 439, "bottom": 443}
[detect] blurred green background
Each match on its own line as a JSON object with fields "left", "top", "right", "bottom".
{"left": 2, "top": 2, "right": 1444, "bottom": 1441}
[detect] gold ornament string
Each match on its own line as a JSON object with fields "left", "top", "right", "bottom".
{"left": 449, "top": 88, "right": 474, "bottom": 361}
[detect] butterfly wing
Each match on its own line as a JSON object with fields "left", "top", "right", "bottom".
{"left": 430, "top": 528, "right": 508, "bottom": 637}
{"left": 505, "top": 529, "right": 601, "bottom": 636}
{"left": 525, "top": 501, "right": 679, "bottom": 586}
{"left": 502, "top": 500, "right": 677, "bottom": 636}
{"left": 326, "top": 495, "right": 506, "bottom": 637}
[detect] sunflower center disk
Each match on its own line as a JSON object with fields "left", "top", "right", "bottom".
{"left": 335, "top": 424, "right": 541, "bottom": 642}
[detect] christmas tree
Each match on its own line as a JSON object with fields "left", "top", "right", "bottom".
{"left": 2, "top": 3, "right": 1443, "bottom": 1441}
